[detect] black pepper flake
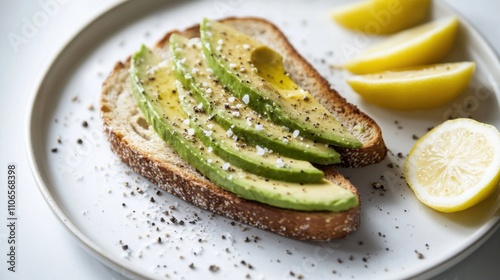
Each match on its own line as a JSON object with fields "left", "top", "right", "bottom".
{"left": 412, "top": 134, "right": 419, "bottom": 140}
{"left": 372, "top": 182, "right": 384, "bottom": 190}
{"left": 415, "top": 250, "right": 425, "bottom": 259}
{"left": 179, "top": 220, "right": 185, "bottom": 225}
{"left": 122, "top": 245, "right": 128, "bottom": 250}
{"left": 156, "top": 190, "right": 162, "bottom": 196}
{"left": 157, "top": 237, "right": 162, "bottom": 243}
{"left": 150, "top": 197, "right": 156, "bottom": 203}
{"left": 51, "top": 148, "right": 58, "bottom": 153}
{"left": 189, "top": 263, "right": 195, "bottom": 269}
{"left": 244, "top": 237, "right": 251, "bottom": 243}
{"left": 77, "top": 139, "right": 83, "bottom": 144}
{"left": 209, "top": 265, "right": 219, "bottom": 272}
{"left": 82, "top": 121, "right": 88, "bottom": 128}
{"left": 122, "top": 203, "right": 126, "bottom": 207}
{"left": 170, "top": 217, "right": 177, "bottom": 224}
{"left": 160, "top": 217, "right": 165, "bottom": 222}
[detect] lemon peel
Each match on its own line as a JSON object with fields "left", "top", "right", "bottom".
{"left": 331, "top": 0, "right": 431, "bottom": 35}
{"left": 404, "top": 118, "right": 500, "bottom": 213}
{"left": 347, "top": 62, "right": 475, "bottom": 110}
{"left": 344, "top": 16, "right": 459, "bottom": 74}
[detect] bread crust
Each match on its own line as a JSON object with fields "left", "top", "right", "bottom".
{"left": 100, "top": 17, "right": 388, "bottom": 240}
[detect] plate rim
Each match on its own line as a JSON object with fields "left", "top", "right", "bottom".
{"left": 25, "top": 0, "right": 500, "bottom": 279}
{"left": 25, "top": 1, "right": 156, "bottom": 279}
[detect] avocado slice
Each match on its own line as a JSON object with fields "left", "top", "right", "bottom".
{"left": 170, "top": 34, "right": 340, "bottom": 165}
{"left": 176, "top": 81, "right": 324, "bottom": 183}
{"left": 200, "top": 19, "right": 362, "bottom": 148}
{"left": 130, "top": 45, "right": 358, "bottom": 212}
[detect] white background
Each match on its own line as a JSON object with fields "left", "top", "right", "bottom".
{"left": 0, "top": 0, "right": 498, "bottom": 279}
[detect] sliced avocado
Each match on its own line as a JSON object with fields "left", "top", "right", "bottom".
{"left": 130, "top": 45, "right": 358, "bottom": 212}
{"left": 170, "top": 34, "right": 340, "bottom": 165}
{"left": 200, "top": 19, "right": 362, "bottom": 148}
{"left": 176, "top": 81, "right": 324, "bottom": 183}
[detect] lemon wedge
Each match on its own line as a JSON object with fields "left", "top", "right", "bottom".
{"left": 404, "top": 118, "right": 500, "bottom": 213}
{"left": 331, "top": 0, "right": 431, "bottom": 35}
{"left": 347, "top": 62, "right": 475, "bottom": 110}
{"left": 344, "top": 16, "right": 459, "bottom": 74}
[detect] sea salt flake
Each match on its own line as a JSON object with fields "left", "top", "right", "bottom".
{"left": 242, "top": 94, "right": 250, "bottom": 104}
{"left": 256, "top": 145, "right": 265, "bottom": 156}
{"left": 222, "top": 162, "right": 230, "bottom": 170}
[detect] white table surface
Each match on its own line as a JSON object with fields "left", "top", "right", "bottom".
{"left": 0, "top": 0, "right": 498, "bottom": 279}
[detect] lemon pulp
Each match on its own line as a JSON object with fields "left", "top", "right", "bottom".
{"left": 404, "top": 118, "right": 500, "bottom": 213}
{"left": 331, "top": 0, "right": 431, "bottom": 35}
{"left": 344, "top": 16, "right": 459, "bottom": 74}
{"left": 347, "top": 62, "right": 475, "bottom": 110}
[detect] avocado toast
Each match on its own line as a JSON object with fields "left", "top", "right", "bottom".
{"left": 101, "top": 17, "right": 387, "bottom": 240}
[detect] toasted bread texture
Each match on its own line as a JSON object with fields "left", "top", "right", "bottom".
{"left": 101, "top": 17, "right": 386, "bottom": 240}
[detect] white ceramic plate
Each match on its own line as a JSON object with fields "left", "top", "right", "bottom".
{"left": 27, "top": 0, "right": 500, "bottom": 279}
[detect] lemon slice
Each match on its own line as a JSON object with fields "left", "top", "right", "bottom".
{"left": 404, "top": 118, "right": 500, "bottom": 213}
{"left": 331, "top": 0, "right": 431, "bottom": 35}
{"left": 344, "top": 16, "right": 459, "bottom": 74}
{"left": 347, "top": 62, "right": 476, "bottom": 110}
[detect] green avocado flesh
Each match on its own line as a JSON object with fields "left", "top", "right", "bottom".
{"left": 200, "top": 18, "right": 362, "bottom": 148}
{"left": 130, "top": 45, "right": 358, "bottom": 212}
{"left": 169, "top": 34, "right": 341, "bottom": 165}
{"left": 176, "top": 82, "right": 324, "bottom": 183}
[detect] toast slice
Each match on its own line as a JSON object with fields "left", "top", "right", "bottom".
{"left": 101, "top": 17, "right": 386, "bottom": 240}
